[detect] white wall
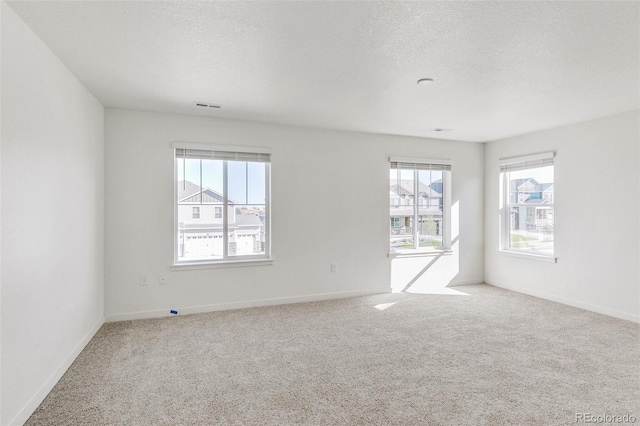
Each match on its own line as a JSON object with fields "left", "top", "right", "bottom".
{"left": 484, "top": 110, "right": 640, "bottom": 322}
{"left": 104, "top": 109, "right": 484, "bottom": 320}
{"left": 0, "top": 3, "right": 105, "bottom": 425}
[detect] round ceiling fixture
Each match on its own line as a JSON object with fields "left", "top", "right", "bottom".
{"left": 417, "top": 78, "right": 434, "bottom": 86}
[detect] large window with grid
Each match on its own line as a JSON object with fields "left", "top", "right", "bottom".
{"left": 390, "top": 158, "right": 451, "bottom": 254}
{"left": 174, "top": 143, "right": 271, "bottom": 265}
{"left": 500, "top": 152, "right": 554, "bottom": 259}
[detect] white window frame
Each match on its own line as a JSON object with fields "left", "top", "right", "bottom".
{"left": 172, "top": 142, "right": 272, "bottom": 267}
{"left": 192, "top": 206, "right": 200, "bottom": 219}
{"left": 499, "top": 152, "right": 556, "bottom": 263}
{"left": 389, "top": 157, "right": 452, "bottom": 256}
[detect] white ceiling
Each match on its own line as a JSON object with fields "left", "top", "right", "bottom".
{"left": 7, "top": 1, "right": 640, "bottom": 142}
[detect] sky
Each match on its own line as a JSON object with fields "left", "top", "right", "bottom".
{"left": 509, "top": 165, "right": 554, "bottom": 185}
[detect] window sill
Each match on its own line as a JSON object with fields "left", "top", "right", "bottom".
{"left": 388, "top": 248, "right": 452, "bottom": 259}
{"left": 499, "top": 250, "right": 557, "bottom": 263}
{"left": 171, "top": 258, "right": 273, "bottom": 271}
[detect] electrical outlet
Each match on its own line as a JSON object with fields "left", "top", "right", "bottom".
{"left": 139, "top": 276, "right": 148, "bottom": 286}
{"left": 331, "top": 263, "right": 337, "bottom": 273}
{"left": 159, "top": 276, "right": 168, "bottom": 285}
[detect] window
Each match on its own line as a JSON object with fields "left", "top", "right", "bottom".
{"left": 174, "top": 143, "right": 271, "bottom": 264}
{"left": 389, "top": 158, "right": 451, "bottom": 253}
{"left": 499, "top": 152, "right": 554, "bottom": 259}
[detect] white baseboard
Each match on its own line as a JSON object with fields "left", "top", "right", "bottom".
{"left": 448, "top": 278, "right": 485, "bottom": 287}
{"left": 485, "top": 279, "right": 640, "bottom": 323}
{"left": 105, "top": 288, "right": 389, "bottom": 322}
{"left": 9, "top": 316, "right": 105, "bottom": 426}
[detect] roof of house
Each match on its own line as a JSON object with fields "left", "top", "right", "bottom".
{"left": 178, "top": 181, "right": 234, "bottom": 204}
{"left": 511, "top": 178, "right": 538, "bottom": 191}
{"left": 537, "top": 183, "right": 554, "bottom": 192}
{"left": 511, "top": 179, "right": 553, "bottom": 191}
{"left": 177, "top": 180, "right": 202, "bottom": 200}
{"left": 236, "top": 214, "right": 263, "bottom": 226}
{"left": 390, "top": 179, "right": 441, "bottom": 197}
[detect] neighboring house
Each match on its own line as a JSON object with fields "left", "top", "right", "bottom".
{"left": 389, "top": 179, "right": 443, "bottom": 237}
{"left": 509, "top": 178, "right": 554, "bottom": 231}
{"left": 430, "top": 179, "right": 443, "bottom": 196}
{"left": 177, "top": 181, "right": 265, "bottom": 259}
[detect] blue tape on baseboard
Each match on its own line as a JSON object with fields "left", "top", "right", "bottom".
{"left": 170, "top": 310, "right": 178, "bottom": 315}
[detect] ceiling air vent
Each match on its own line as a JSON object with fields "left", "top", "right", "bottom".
{"left": 194, "top": 102, "right": 222, "bottom": 109}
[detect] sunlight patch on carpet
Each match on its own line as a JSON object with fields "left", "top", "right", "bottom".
{"left": 374, "top": 302, "right": 398, "bottom": 311}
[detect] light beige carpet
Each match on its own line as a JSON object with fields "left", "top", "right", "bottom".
{"left": 26, "top": 284, "right": 639, "bottom": 425}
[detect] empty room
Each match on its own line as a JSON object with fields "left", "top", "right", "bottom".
{"left": 1, "top": 1, "right": 639, "bottom": 425}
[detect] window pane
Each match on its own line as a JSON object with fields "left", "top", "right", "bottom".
{"left": 201, "top": 160, "right": 224, "bottom": 195}
{"left": 389, "top": 163, "right": 449, "bottom": 253}
{"left": 176, "top": 159, "right": 224, "bottom": 262}
{"left": 228, "top": 161, "right": 248, "bottom": 204}
{"left": 176, "top": 152, "right": 270, "bottom": 264}
{"left": 247, "top": 162, "right": 266, "bottom": 205}
{"left": 508, "top": 206, "right": 554, "bottom": 253}
{"left": 417, "top": 170, "right": 443, "bottom": 247}
{"left": 506, "top": 165, "right": 554, "bottom": 255}
{"left": 227, "top": 161, "right": 267, "bottom": 257}
{"left": 390, "top": 168, "right": 415, "bottom": 250}
{"left": 177, "top": 159, "right": 203, "bottom": 202}
{"left": 228, "top": 205, "right": 266, "bottom": 257}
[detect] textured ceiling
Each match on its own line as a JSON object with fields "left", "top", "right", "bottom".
{"left": 7, "top": 1, "right": 640, "bottom": 142}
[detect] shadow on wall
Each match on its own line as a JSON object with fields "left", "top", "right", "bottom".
{"left": 390, "top": 201, "right": 468, "bottom": 296}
